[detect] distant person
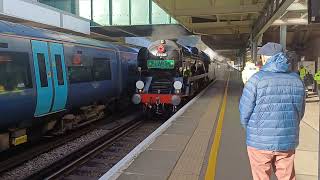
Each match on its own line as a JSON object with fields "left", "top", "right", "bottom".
{"left": 239, "top": 42, "right": 305, "bottom": 180}
{"left": 299, "top": 65, "right": 307, "bottom": 80}
{"left": 183, "top": 67, "right": 192, "bottom": 77}
{"left": 314, "top": 69, "right": 320, "bottom": 96}
{"left": 299, "top": 65, "right": 310, "bottom": 95}
{"left": 241, "top": 61, "right": 259, "bottom": 84}
{"left": 305, "top": 72, "right": 314, "bottom": 92}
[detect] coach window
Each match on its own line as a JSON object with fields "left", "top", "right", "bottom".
{"left": 68, "top": 66, "right": 93, "bottom": 83}
{"left": 0, "top": 52, "right": 32, "bottom": 93}
{"left": 93, "top": 58, "right": 111, "bottom": 81}
{"left": 37, "top": 53, "right": 48, "bottom": 87}
{"left": 55, "top": 55, "right": 64, "bottom": 85}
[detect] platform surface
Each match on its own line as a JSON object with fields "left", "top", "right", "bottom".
{"left": 104, "top": 70, "right": 319, "bottom": 180}
{"left": 295, "top": 92, "right": 319, "bottom": 180}
{"left": 117, "top": 78, "right": 227, "bottom": 180}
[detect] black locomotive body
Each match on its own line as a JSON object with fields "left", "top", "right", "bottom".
{"left": 132, "top": 40, "right": 216, "bottom": 116}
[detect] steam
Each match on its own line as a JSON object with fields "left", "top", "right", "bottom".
{"left": 125, "top": 37, "right": 151, "bottom": 47}
{"left": 150, "top": 25, "right": 188, "bottom": 41}
{"left": 199, "top": 45, "right": 229, "bottom": 63}
{"left": 177, "top": 35, "right": 229, "bottom": 63}
{"left": 125, "top": 31, "right": 230, "bottom": 64}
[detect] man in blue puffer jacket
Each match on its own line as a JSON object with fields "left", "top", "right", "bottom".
{"left": 239, "top": 42, "right": 305, "bottom": 180}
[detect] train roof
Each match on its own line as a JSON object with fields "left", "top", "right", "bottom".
{"left": 114, "top": 44, "right": 140, "bottom": 53}
{"left": 0, "top": 20, "right": 138, "bottom": 52}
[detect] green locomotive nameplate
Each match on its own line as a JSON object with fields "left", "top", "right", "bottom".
{"left": 147, "top": 60, "right": 175, "bottom": 69}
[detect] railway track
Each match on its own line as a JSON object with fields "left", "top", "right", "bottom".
{"left": 45, "top": 120, "right": 162, "bottom": 180}
{"left": 0, "top": 113, "right": 162, "bottom": 180}
{"left": 0, "top": 110, "right": 140, "bottom": 180}
{"left": 0, "top": 124, "right": 95, "bottom": 173}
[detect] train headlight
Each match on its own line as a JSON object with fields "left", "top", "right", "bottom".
{"left": 136, "top": 80, "right": 144, "bottom": 90}
{"left": 173, "top": 81, "right": 182, "bottom": 90}
{"left": 132, "top": 94, "right": 141, "bottom": 104}
{"left": 171, "top": 95, "right": 181, "bottom": 106}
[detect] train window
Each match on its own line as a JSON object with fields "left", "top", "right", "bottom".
{"left": 55, "top": 55, "right": 64, "bottom": 85}
{"left": 128, "top": 63, "right": 137, "bottom": 76}
{"left": 68, "top": 66, "right": 93, "bottom": 83}
{"left": 0, "top": 52, "right": 32, "bottom": 93}
{"left": 0, "top": 43, "right": 8, "bottom": 48}
{"left": 37, "top": 53, "right": 48, "bottom": 87}
{"left": 93, "top": 58, "right": 111, "bottom": 81}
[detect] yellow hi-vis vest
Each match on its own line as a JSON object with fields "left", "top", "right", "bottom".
{"left": 299, "top": 67, "right": 307, "bottom": 79}
{"left": 314, "top": 70, "right": 320, "bottom": 84}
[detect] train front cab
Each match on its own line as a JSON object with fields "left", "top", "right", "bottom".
{"left": 132, "top": 76, "right": 183, "bottom": 116}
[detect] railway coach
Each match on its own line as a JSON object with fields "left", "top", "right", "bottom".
{"left": 0, "top": 20, "right": 139, "bottom": 151}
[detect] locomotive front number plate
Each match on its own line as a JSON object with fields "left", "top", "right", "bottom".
{"left": 147, "top": 60, "right": 175, "bottom": 69}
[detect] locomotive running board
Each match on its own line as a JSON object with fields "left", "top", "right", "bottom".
{"left": 187, "top": 73, "right": 210, "bottom": 82}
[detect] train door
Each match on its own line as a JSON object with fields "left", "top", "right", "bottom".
{"left": 31, "top": 40, "right": 68, "bottom": 116}
{"left": 48, "top": 43, "right": 68, "bottom": 112}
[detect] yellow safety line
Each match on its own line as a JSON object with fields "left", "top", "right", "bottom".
{"left": 205, "top": 73, "right": 230, "bottom": 180}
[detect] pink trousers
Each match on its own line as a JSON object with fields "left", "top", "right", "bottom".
{"left": 247, "top": 146, "right": 296, "bottom": 180}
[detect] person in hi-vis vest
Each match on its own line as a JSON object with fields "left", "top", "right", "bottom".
{"left": 314, "top": 70, "right": 320, "bottom": 96}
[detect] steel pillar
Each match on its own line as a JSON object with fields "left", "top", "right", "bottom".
{"left": 250, "top": 32, "right": 259, "bottom": 63}
{"left": 252, "top": 41, "right": 258, "bottom": 63}
{"left": 280, "top": 25, "right": 287, "bottom": 50}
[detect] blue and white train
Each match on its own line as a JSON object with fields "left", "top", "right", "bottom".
{"left": 0, "top": 20, "right": 139, "bottom": 151}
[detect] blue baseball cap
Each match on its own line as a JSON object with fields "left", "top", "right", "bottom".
{"left": 257, "top": 42, "right": 283, "bottom": 56}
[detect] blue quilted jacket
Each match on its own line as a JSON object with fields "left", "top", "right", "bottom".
{"left": 239, "top": 53, "right": 305, "bottom": 151}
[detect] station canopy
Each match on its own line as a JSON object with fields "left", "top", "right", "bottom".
{"left": 153, "top": 0, "right": 308, "bottom": 50}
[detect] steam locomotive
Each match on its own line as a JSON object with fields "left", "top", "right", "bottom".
{"left": 132, "top": 40, "right": 216, "bottom": 116}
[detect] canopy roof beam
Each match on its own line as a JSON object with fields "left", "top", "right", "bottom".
{"left": 191, "top": 21, "right": 253, "bottom": 29}
{"left": 252, "top": 0, "right": 295, "bottom": 41}
{"left": 173, "top": 4, "right": 264, "bottom": 17}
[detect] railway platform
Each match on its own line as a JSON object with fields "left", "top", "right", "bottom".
{"left": 100, "top": 70, "right": 319, "bottom": 180}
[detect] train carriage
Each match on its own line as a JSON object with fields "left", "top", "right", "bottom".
{"left": 0, "top": 20, "right": 139, "bottom": 151}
